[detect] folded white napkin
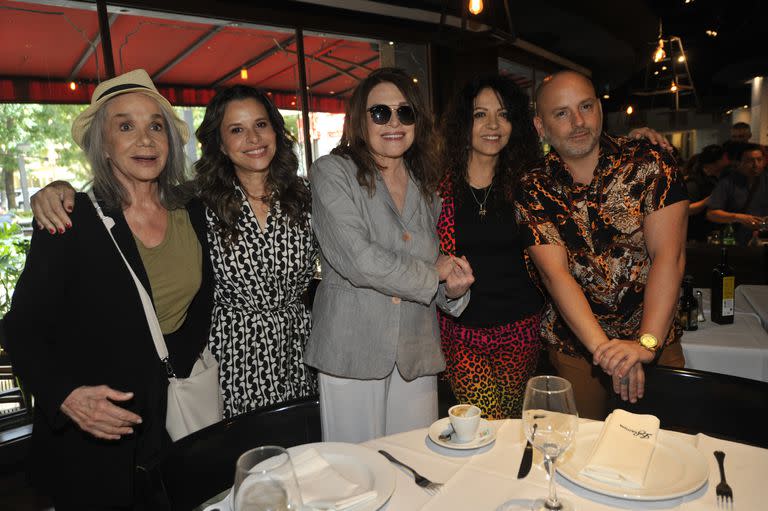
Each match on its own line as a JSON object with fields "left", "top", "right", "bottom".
{"left": 291, "top": 447, "right": 378, "bottom": 509}
{"left": 580, "top": 409, "right": 660, "bottom": 488}
{"left": 203, "top": 448, "right": 377, "bottom": 511}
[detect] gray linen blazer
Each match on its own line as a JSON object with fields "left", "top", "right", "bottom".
{"left": 307, "top": 154, "right": 469, "bottom": 381}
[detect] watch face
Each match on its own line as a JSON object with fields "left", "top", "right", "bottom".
{"left": 640, "top": 334, "right": 659, "bottom": 350}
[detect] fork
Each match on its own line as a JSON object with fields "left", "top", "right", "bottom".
{"left": 378, "top": 449, "right": 443, "bottom": 494}
{"left": 713, "top": 450, "right": 733, "bottom": 506}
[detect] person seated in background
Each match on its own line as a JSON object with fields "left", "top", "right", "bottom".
{"left": 730, "top": 121, "right": 752, "bottom": 143}
{"left": 686, "top": 144, "right": 730, "bottom": 241}
{"left": 680, "top": 153, "right": 699, "bottom": 180}
{"left": 707, "top": 142, "right": 768, "bottom": 244}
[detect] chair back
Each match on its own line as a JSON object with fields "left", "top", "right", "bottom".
{"left": 141, "top": 396, "right": 321, "bottom": 511}
{"left": 609, "top": 365, "right": 768, "bottom": 447}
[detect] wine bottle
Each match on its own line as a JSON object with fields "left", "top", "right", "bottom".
{"left": 678, "top": 275, "right": 698, "bottom": 331}
{"left": 711, "top": 247, "right": 735, "bottom": 324}
{"left": 679, "top": 276, "right": 698, "bottom": 330}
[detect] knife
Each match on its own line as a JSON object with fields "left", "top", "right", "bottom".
{"left": 517, "top": 423, "right": 537, "bottom": 479}
{"left": 517, "top": 441, "right": 533, "bottom": 478}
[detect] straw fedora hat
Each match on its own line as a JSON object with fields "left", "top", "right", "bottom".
{"left": 71, "top": 69, "right": 189, "bottom": 150}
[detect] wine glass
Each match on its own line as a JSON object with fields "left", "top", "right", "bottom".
{"left": 522, "top": 375, "right": 578, "bottom": 511}
{"left": 233, "top": 446, "right": 303, "bottom": 511}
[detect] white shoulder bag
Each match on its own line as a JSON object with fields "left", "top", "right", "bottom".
{"left": 88, "top": 191, "right": 223, "bottom": 441}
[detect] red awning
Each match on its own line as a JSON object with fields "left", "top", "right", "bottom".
{"left": 0, "top": 0, "right": 381, "bottom": 112}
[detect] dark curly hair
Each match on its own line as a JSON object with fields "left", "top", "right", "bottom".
{"left": 441, "top": 75, "right": 542, "bottom": 209}
{"left": 332, "top": 67, "right": 441, "bottom": 199}
{"left": 194, "top": 85, "right": 310, "bottom": 242}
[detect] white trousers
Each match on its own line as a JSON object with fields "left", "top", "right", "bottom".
{"left": 318, "top": 368, "right": 438, "bottom": 443}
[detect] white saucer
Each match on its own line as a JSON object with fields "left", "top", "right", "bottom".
{"left": 428, "top": 417, "right": 496, "bottom": 449}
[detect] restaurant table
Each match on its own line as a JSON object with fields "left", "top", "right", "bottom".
{"left": 362, "top": 419, "right": 768, "bottom": 510}
{"left": 679, "top": 288, "right": 768, "bottom": 382}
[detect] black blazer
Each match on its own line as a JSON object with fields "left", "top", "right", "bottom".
{"left": 1, "top": 193, "right": 213, "bottom": 506}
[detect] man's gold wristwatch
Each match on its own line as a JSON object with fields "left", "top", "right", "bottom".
{"left": 638, "top": 333, "right": 660, "bottom": 353}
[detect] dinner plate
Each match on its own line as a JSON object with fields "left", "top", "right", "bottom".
{"left": 287, "top": 442, "right": 396, "bottom": 511}
{"left": 427, "top": 417, "right": 496, "bottom": 450}
{"left": 557, "top": 422, "right": 709, "bottom": 500}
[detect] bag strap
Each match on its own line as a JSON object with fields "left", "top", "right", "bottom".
{"left": 87, "top": 190, "right": 177, "bottom": 377}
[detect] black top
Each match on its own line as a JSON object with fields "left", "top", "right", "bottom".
{"left": 454, "top": 183, "right": 542, "bottom": 327}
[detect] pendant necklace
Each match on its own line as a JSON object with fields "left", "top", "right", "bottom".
{"left": 468, "top": 181, "right": 493, "bottom": 217}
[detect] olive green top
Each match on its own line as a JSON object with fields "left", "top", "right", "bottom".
{"left": 134, "top": 207, "right": 202, "bottom": 334}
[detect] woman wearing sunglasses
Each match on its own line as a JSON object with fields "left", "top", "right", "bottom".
{"left": 437, "top": 75, "right": 544, "bottom": 420}
{"left": 307, "top": 67, "right": 475, "bottom": 442}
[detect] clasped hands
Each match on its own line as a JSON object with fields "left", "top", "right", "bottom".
{"left": 592, "top": 339, "right": 655, "bottom": 404}
{"left": 436, "top": 254, "right": 474, "bottom": 299}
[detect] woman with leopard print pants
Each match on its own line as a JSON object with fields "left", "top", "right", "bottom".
{"left": 437, "top": 75, "right": 544, "bottom": 419}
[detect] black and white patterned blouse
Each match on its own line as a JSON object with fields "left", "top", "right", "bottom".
{"left": 206, "top": 186, "right": 318, "bottom": 417}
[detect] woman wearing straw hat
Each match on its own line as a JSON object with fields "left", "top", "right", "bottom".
{"left": 1, "top": 69, "right": 213, "bottom": 510}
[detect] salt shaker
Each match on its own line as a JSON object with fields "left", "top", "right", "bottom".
{"left": 696, "top": 290, "right": 705, "bottom": 322}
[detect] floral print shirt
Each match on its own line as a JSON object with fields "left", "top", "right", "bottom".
{"left": 514, "top": 134, "right": 687, "bottom": 358}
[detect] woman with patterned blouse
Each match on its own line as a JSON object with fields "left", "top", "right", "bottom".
{"left": 194, "top": 85, "right": 318, "bottom": 417}
{"left": 30, "top": 85, "right": 318, "bottom": 419}
{"left": 437, "top": 75, "right": 544, "bottom": 419}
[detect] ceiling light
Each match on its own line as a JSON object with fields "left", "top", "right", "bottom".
{"left": 726, "top": 110, "right": 732, "bottom": 114}
{"left": 743, "top": 105, "right": 749, "bottom": 109}
{"left": 602, "top": 93, "right": 610, "bottom": 99}
{"left": 69, "top": 81, "right": 77, "bottom": 91}
{"left": 412, "top": 77, "right": 418, "bottom": 83}
{"left": 677, "top": 55, "right": 686, "bottom": 63}
{"left": 626, "top": 105, "right": 634, "bottom": 115}
{"left": 240, "top": 68, "right": 248, "bottom": 80}
{"left": 653, "top": 39, "right": 666, "bottom": 63}
{"left": 662, "top": 66, "right": 668, "bottom": 71}
{"left": 670, "top": 81, "right": 678, "bottom": 92}
{"left": 388, "top": 41, "right": 394, "bottom": 46}
{"left": 705, "top": 29, "right": 718, "bottom": 37}
{"left": 654, "top": 71, "right": 660, "bottom": 76}
{"left": 468, "top": 0, "right": 483, "bottom": 15}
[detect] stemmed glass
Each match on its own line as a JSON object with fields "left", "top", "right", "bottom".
{"left": 233, "top": 446, "right": 303, "bottom": 511}
{"left": 522, "top": 375, "right": 578, "bottom": 511}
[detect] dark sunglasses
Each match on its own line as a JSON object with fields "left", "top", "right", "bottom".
{"left": 367, "top": 104, "right": 416, "bottom": 126}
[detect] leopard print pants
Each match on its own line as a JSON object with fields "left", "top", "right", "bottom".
{"left": 439, "top": 313, "right": 541, "bottom": 419}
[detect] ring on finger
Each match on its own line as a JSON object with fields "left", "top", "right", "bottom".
{"left": 619, "top": 376, "right": 629, "bottom": 386}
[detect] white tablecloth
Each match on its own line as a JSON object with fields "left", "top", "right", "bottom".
{"left": 681, "top": 288, "right": 768, "bottom": 382}
{"left": 736, "top": 285, "right": 768, "bottom": 330}
{"left": 363, "top": 419, "right": 768, "bottom": 511}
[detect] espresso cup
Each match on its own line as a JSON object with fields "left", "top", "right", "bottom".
{"left": 448, "top": 404, "right": 481, "bottom": 443}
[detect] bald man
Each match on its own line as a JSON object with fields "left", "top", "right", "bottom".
{"left": 514, "top": 71, "right": 689, "bottom": 419}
